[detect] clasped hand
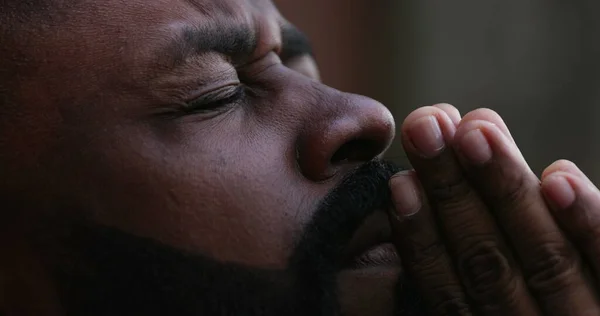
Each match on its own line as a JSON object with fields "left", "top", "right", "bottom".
{"left": 389, "top": 104, "right": 600, "bottom": 315}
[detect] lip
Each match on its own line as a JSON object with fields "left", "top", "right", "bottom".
{"left": 340, "top": 210, "right": 400, "bottom": 269}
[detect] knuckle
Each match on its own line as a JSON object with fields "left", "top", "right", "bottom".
{"left": 578, "top": 224, "right": 600, "bottom": 249}
{"left": 407, "top": 238, "right": 447, "bottom": 269}
{"left": 525, "top": 240, "right": 580, "bottom": 296}
{"left": 403, "top": 244, "right": 472, "bottom": 315}
{"left": 489, "top": 170, "right": 533, "bottom": 209}
{"left": 566, "top": 204, "right": 600, "bottom": 245}
{"left": 495, "top": 170, "right": 525, "bottom": 201}
{"left": 456, "top": 238, "right": 518, "bottom": 302}
{"left": 427, "top": 174, "right": 473, "bottom": 204}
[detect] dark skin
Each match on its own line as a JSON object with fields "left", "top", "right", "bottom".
{"left": 1, "top": 1, "right": 401, "bottom": 315}
{"left": 392, "top": 106, "right": 600, "bottom": 315}
{"left": 2, "top": 0, "right": 600, "bottom": 315}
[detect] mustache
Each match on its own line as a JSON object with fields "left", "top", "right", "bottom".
{"left": 47, "top": 159, "right": 413, "bottom": 316}
{"left": 287, "top": 159, "right": 403, "bottom": 315}
{"left": 287, "top": 159, "right": 429, "bottom": 316}
{"left": 290, "top": 159, "right": 402, "bottom": 272}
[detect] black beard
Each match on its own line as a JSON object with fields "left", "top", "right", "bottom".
{"left": 49, "top": 160, "right": 426, "bottom": 316}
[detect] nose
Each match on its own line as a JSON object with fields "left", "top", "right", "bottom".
{"left": 296, "top": 91, "right": 395, "bottom": 181}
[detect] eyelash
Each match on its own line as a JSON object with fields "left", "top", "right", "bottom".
{"left": 184, "top": 85, "right": 246, "bottom": 113}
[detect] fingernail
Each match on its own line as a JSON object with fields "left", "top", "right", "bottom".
{"left": 460, "top": 129, "right": 492, "bottom": 165}
{"left": 542, "top": 174, "right": 576, "bottom": 209}
{"left": 389, "top": 172, "right": 422, "bottom": 217}
{"left": 409, "top": 115, "right": 445, "bottom": 158}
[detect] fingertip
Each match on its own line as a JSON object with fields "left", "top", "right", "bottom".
{"left": 433, "top": 103, "right": 462, "bottom": 127}
{"left": 458, "top": 128, "right": 493, "bottom": 165}
{"left": 402, "top": 106, "right": 457, "bottom": 138}
{"left": 461, "top": 108, "right": 515, "bottom": 143}
{"left": 455, "top": 119, "right": 514, "bottom": 166}
{"left": 401, "top": 106, "right": 457, "bottom": 159}
{"left": 389, "top": 170, "right": 422, "bottom": 218}
{"left": 461, "top": 108, "right": 502, "bottom": 126}
{"left": 542, "top": 172, "right": 577, "bottom": 210}
{"left": 542, "top": 160, "right": 584, "bottom": 180}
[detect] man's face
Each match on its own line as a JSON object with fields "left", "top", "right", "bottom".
{"left": 0, "top": 0, "right": 423, "bottom": 315}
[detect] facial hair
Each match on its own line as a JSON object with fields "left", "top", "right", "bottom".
{"left": 49, "top": 160, "right": 425, "bottom": 316}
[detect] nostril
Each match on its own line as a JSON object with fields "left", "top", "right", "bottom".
{"left": 330, "top": 139, "right": 382, "bottom": 165}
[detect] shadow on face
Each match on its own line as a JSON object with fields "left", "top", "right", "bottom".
{"left": 47, "top": 160, "right": 427, "bottom": 316}
{"left": 0, "top": 0, "right": 424, "bottom": 315}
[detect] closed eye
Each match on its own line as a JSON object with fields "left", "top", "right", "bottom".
{"left": 184, "top": 84, "right": 245, "bottom": 114}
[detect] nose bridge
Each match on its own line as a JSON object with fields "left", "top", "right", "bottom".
{"left": 304, "top": 79, "right": 347, "bottom": 121}
{"left": 258, "top": 70, "right": 347, "bottom": 132}
{"left": 293, "top": 76, "right": 391, "bottom": 132}
{"left": 300, "top": 84, "right": 394, "bottom": 150}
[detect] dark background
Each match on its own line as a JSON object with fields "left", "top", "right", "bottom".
{"left": 275, "top": 0, "right": 600, "bottom": 183}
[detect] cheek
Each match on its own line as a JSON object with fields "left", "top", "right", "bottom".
{"left": 65, "top": 115, "right": 320, "bottom": 269}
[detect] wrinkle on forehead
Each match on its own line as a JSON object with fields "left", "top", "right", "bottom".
{"left": 184, "top": 0, "right": 249, "bottom": 20}
{"left": 150, "top": 0, "right": 286, "bottom": 68}
{"left": 0, "top": 0, "right": 288, "bottom": 156}
{"left": 183, "top": 0, "right": 280, "bottom": 24}
{"left": 2, "top": 0, "right": 289, "bottom": 108}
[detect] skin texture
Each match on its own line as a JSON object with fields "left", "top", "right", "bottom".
{"left": 390, "top": 105, "right": 600, "bottom": 315}
{"left": 4, "top": 0, "right": 600, "bottom": 315}
{"left": 0, "top": 0, "right": 407, "bottom": 315}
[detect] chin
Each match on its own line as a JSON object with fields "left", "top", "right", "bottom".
{"left": 337, "top": 210, "right": 402, "bottom": 316}
{"left": 335, "top": 210, "right": 424, "bottom": 316}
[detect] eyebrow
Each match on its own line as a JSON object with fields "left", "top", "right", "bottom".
{"left": 165, "top": 23, "right": 313, "bottom": 66}
{"left": 280, "top": 25, "right": 314, "bottom": 61}
{"left": 167, "top": 24, "right": 258, "bottom": 66}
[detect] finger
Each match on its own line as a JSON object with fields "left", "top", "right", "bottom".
{"left": 461, "top": 108, "right": 515, "bottom": 144}
{"left": 433, "top": 103, "right": 462, "bottom": 127}
{"left": 401, "top": 107, "right": 539, "bottom": 315}
{"left": 542, "top": 159, "right": 590, "bottom": 183}
{"left": 542, "top": 161, "right": 600, "bottom": 282}
{"left": 453, "top": 115, "right": 600, "bottom": 314}
{"left": 389, "top": 170, "right": 471, "bottom": 316}
{"left": 401, "top": 106, "right": 456, "bottom": 159}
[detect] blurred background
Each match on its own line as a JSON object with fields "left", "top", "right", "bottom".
{"left": 274, "top": 0, "right": 600, "bottom": 183}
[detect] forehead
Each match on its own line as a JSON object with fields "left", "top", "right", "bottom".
{"left": 65, "top": 0, "right": 281, "bottom": 55}
{"left": 39, "top": 0, "right": 280, "bottom": 47}
{"left": 75, "top": 0, "right": 278, "bottom": 22}
{"left": 13, "top": 0, "right": 284, "bottom": 96}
